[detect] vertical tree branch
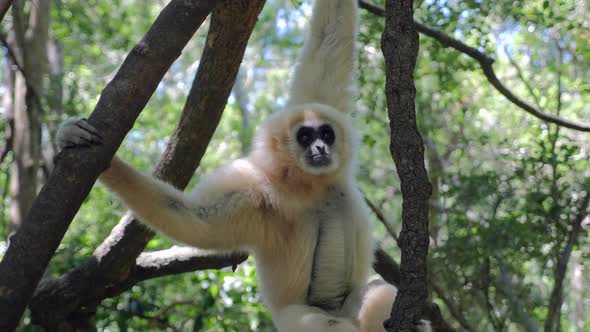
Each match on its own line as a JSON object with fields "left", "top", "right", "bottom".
{"left": 496, "top": 265, "right": 540, "bottom": 332}
{"left": 482, "top": 258, "right": 502, "bottom": 331}
{"left": 0, "top": 1, "right": 217, "bottom": 329}
{"left": 4, "top": 0, "right": 49, "bottom": 235}
{"left": 381, "top": 0, "right": 432, "bottom": 330}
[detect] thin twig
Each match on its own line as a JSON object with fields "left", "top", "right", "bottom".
{"left": 503, "top": 46, "right": 543, "bottom": 109}
{"left": 364, "top": 195, "right": 400, "bottom": 245}
{"left": 432, "top": 283, "right": 476, "bottom": 332}
{"left": 482, "top": 258, "right": 502, "bottom": 331}
{"left": 0, "top": 125, "right": 12, "bottom": 164}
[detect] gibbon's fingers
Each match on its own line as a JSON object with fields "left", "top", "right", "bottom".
{"left": 75, "top": 118, "right": 103, "bottom": 140}
{"left": 56, "top": 117, "right": 103, "bottom": 150}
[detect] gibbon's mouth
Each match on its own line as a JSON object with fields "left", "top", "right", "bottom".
{"left": 307, "top": 154, "right": 332, "bottom": 167}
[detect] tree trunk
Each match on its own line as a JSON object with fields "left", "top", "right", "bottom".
{"left": 381, "top": 0, "right": 431, "bottom": 330}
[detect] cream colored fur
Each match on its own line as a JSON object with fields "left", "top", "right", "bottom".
{"left": 58, "top": 0, "right": 432, "bottom": 331}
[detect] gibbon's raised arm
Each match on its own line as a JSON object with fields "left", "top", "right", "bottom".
{"left": 287, "top": 0, "right": 358, "bottom": 113}
{"left": 99, "top": 157, "right": 262, "bottom": 250}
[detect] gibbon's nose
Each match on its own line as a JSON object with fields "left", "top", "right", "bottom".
{"left": 311, "top": 140, "right": 329, "bottom": 156}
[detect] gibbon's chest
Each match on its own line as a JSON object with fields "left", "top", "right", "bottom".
{"left": 302, "top": 188, "right": 357, "bottom": 312}
{"left": 254, "top": 186, "right": 366, "bottom": 312}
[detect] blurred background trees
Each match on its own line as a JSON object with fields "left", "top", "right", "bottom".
{"left": 0, "top": 0, "right": 588, "bottom": 331}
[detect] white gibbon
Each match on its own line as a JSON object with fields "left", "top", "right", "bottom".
{"left": 57, "top": 0, "right": 431, "bottom": 331}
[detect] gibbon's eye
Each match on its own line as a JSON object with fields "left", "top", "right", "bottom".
{"left": 296, "top": 126, "right": 315, "bottom": 147}
{"left": 319, "top": 125, "right": 335, "bottom": 145}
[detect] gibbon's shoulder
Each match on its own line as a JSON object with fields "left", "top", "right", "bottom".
{"left": 189, "top": 158, "right": 271, "bottom": 210}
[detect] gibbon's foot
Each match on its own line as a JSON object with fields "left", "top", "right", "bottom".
{"left": 276, "top": 305, "right": 360, "bottom": 332}
{"left": 415, "top": 319, "right": 433, "bottom": 332}
{"left": 56, "top": 117, "right": 103, "bottom": 150}
{"left": 382, "top": 319, "right": 432, "bottom": 332}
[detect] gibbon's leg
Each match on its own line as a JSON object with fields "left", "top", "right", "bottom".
{"left": 275, "top": 304, "right": 360, "bottom": 332}
{"left": 359, "top": 279, "right": 396, "bottom": 332}
{"left": 359, "top": 280, "right": 432, "bottom": 332}
{"left": 56, "top": 118, "right": 260, "bottom": 250}
{"left": 287, "top": 0, "right": 358, "bottom": 112}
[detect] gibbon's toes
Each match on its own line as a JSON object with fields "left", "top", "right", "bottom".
{"left": 413, "top": 319, "right": 433, "bottom": 332}
{"left": 75, "top": 118, "right": 102, "bottom": 140}
{"left": 381, "top": 319, "right": 432, "bottom": 332}
{"left": 326, "top": 318, "right": 359, "bottom": 332}
{"left": 57, "top": 117, "right": 103, "bottom": 150}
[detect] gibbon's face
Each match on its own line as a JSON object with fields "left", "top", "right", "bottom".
{"left": 283, "top": 104, "right": 356, "bottom": 177}
{"left": 253, "top": 103, "right": 357, "bottom": 180}
{"left": 291, "top": 120, "right": 339, "bottom": 174}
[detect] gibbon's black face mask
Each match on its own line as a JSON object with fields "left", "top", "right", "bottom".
{"left": 296, "top": 124, "right": 335, "bottom": 167}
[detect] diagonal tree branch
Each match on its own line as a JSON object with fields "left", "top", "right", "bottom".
{"left": 97, "top": 248, "right": 248, "bottom": 300}
{"left": 364, "top": 195, "right": 400, "bottom": 245}
{"left": 358, "top": 0, "right": 590, "bottom": 132}
{"left": 0, "top": 1, "right": 218, "bottom": 329}
{"left": 432, "top": 283, "right": 476, "bottom": 332}
{"left": 0, "top": 0, "right": 12, "bottom": 23}
{"left": 28, "top": 1, "right": 266, "bottom": 330}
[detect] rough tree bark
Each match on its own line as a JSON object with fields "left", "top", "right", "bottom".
{"left": 0, "top": 1, "right": 218, "bottom": 330}
{"left": 7, "top": 0, "right": 49, "bottom": 234}
{"left": 28, "top": 1, "right": 266, "bottom": 330}
{"left": 381, "top": 0, "right": 432, "bottom": 330}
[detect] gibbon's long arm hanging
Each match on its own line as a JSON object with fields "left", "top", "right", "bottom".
{"left": 57, "top": 0, "right": 431, "bottom": 331}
